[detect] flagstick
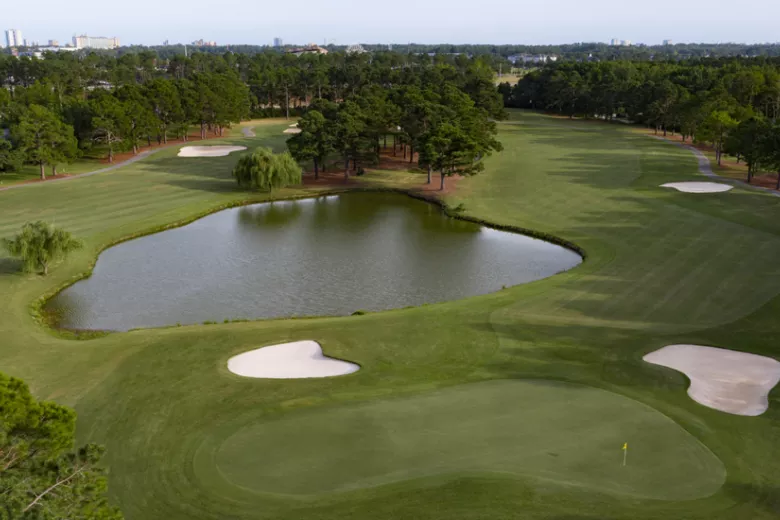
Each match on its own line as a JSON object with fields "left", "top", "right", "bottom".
{"left": 623, "top": 447, "right": 627, "bottom": 467}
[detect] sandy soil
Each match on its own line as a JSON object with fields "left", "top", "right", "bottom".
{"left": 644, "top": 344, "right": 780, "bottom": 416}
{"left": 661, "top": 182, "right": 733, "bottom": 193}
{"left": 227, "top": 340, "right": 360, "bottom": 379}
{"left": 178, "top": 146, "right": 247, "bottom": 158}
{"left": 283, "top": 128, "right": 302, "bottom": 134}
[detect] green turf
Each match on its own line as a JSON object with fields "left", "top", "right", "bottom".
{"left": 1, "top": 111, "right": 780, "bottom": 519}
{"left": 215, "top": 380, "right": 724, "bottom": 499}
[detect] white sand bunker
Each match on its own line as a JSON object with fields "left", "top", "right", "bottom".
{"left": 227, "top": 340, "right": 360, "bottom": 379}
{"left": 178, "top": 146, "right": 247, "bottom": 157}
{"left": 283, "top": 128, "right": 301, "bottom": 134}
{"left": 644, "top": 344, "right": 780, "bottom": 416}
{"left": 661, "top": 182, "right": 733, "bottom": 193}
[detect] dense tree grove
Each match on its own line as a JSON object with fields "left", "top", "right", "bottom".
{"left": 0, "top": 372, "right": 121, "bottom": 519}
{"left": 287, "top": 76, "right": 503, "bottom": 188}
{"left": 0, "top": 50, "right": 504, "bottom": 178}
{"left": 503, "top": 58, "right": 780, "bottom": 185}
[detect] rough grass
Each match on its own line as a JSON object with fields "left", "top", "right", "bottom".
{"left": 0, "top": 112, "right": 779, "bottom": 519}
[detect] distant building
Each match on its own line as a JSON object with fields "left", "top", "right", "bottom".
{"left": 73, "top": 35, "right": 120, "bottom": 49}
{"left": 192, "top": 39, "right": 217, "bottom": 47}
{"left": 610, "top": 38, "right": 620, "bottom": 46}
{"left": 273, "top": 37, "right": 283, "bottom": 48}
{"left": 5, "top": 29, "right": 23, "bottom": 48}
{"left": 610, "top": 39, "right": 632, "bottom": 47}
{"left": 663, "top": 39, "right": 673, "bottom": 46}
{"left": 346, "top": 43, "right": 366, "bottom": 54}
{"left": 39, "top": 46, "right": 78, "bottom": 53}
{"left": 507, "top": 54, "right": 557, "bottom": 65}
{"left": 48, "top": 39, "right": 59, "bottom": 47}
{"left": 287, "top": 43, "right": 328, "bottom": 56}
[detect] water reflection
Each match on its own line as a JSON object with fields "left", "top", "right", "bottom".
{"left": 47, "top": 193, "right": 582, "bottom": 331}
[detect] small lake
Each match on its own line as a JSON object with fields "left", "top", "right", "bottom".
{"left": 47, "top": 193, "right": 582, "bottom": 331}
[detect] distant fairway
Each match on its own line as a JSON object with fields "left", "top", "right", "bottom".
{"left": 1, "top": 112, "right": 780, "bottom": 519}
{"left": 216, "top": 380, "right": 724, "bottom": 499}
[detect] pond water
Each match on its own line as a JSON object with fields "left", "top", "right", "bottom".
{"left": 47, "top": 193, "right": 582, "bottom": 331}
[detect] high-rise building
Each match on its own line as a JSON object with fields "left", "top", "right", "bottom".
{"left": 663, "top": 39, "right": 673, "bottom": 46}
{"left": 5, "top": 29, "right": 23, "bottom": 48}
{"left": 48, "top": 39, "right": 59, "bottom": 47}
{"left": 274, "top": 37, "right": 283, "bottom": 48}
{"left": 73, "top": 35, "right": 120, "bottom": 49}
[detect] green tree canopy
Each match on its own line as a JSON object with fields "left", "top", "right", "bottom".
{"left": 12, "top": 105, "right": 78, "bottom": 180}
{"left": 0, "top": 372, "right": 122, "bottom": 519}
{"left": 2, "top": 221, "right": 82, "bottom": 275}
{"left": 287, "top": 109, "right": 333, "bottom": 180}
{"left": 233, "top": 147, "right": 302, "bottom": 191}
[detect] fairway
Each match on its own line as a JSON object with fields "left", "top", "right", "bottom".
{"left": 1, "top": 112, "right": 780, "bottom": 519}
{"left": 215, "top": 380, "right": 725, "bottom": 499}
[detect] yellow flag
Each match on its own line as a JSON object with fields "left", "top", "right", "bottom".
{"left": 622, "top": 443, "right": 628, "bottom": 450}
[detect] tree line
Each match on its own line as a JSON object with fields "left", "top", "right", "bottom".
{"left": 502, "top": 58, "right": 780, "bottom": 185}
{"left": 0, "top": 50, "right": 504, "bottom": 181}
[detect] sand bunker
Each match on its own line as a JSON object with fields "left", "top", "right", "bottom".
{"left": 661, "top": 182, "right": 733, "bottom": 193}
{"left": 289, "top": 123, "right": 298, "bottom": 127}
{"left": 283, "top": 128, "right": 302, "bottom": 134}
{"left": 644, "top": 344, "right": 780, "bottom": 416}
{"left": 227, "top": 340, "right": 360, "bottom": 379}
{"left": 178, "top": 146, "right": 247, "bottom": 157}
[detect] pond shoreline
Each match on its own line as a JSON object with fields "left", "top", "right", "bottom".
{"left": 34, "top": 186, "right": 586, "bottom": 339}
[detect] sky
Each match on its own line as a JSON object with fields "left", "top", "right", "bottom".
{"left": 3, "top": 0, "right": 779, "bottom": 47}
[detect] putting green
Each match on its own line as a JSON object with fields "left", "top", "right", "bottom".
{"left": 215, "top": 380, "right": 725, "bottom": 500}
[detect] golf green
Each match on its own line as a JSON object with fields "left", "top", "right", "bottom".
{"left": 215, "top": 380, "right": 725, "bottom": 500}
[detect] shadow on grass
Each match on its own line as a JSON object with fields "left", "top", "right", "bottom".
{"left": 0, "top": 257, "right": 22, "bottom": 275}
{"left": 724, "top": 482, "right": 780, "bottom": 516}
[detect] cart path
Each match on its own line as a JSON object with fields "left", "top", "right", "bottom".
{"left": 654, "top": 136, "right": 780, "bottom": 198}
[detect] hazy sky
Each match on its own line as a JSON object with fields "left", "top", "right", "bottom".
{"left": 3, "top": 0, "right": 778, "bottom": 47}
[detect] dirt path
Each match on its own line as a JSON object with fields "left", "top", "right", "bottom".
{"left": 654, "top": 137, "right": 780, "bottom": 198}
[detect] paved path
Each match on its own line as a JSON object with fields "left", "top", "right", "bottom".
{"left": 0, "top": 149, "right": 165, "bottom": 192}
{"left": 242, "top": 126, "right": 256, "bottom": 137}
{"left": 654, "top": 137, "right": 780, "bottom": 198}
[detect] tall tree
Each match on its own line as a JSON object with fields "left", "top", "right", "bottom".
{"left": 90, "top": 95, "right": 128, "bottom": 163}
{"left": 698, "top": 110, "right": 738, "bottom": 166}
{"left": 287, "top": 109, "right": 333, "bottom": 179}
{"left": 12, "top": 105, "right": 77, "bottom": 180}
{"left": 146, "top": 79, "right": 184, "bottom": 144}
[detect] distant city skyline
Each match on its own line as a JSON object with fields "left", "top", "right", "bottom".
{"left": 3, "top": 0, "right": 780, "bottom": 48}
